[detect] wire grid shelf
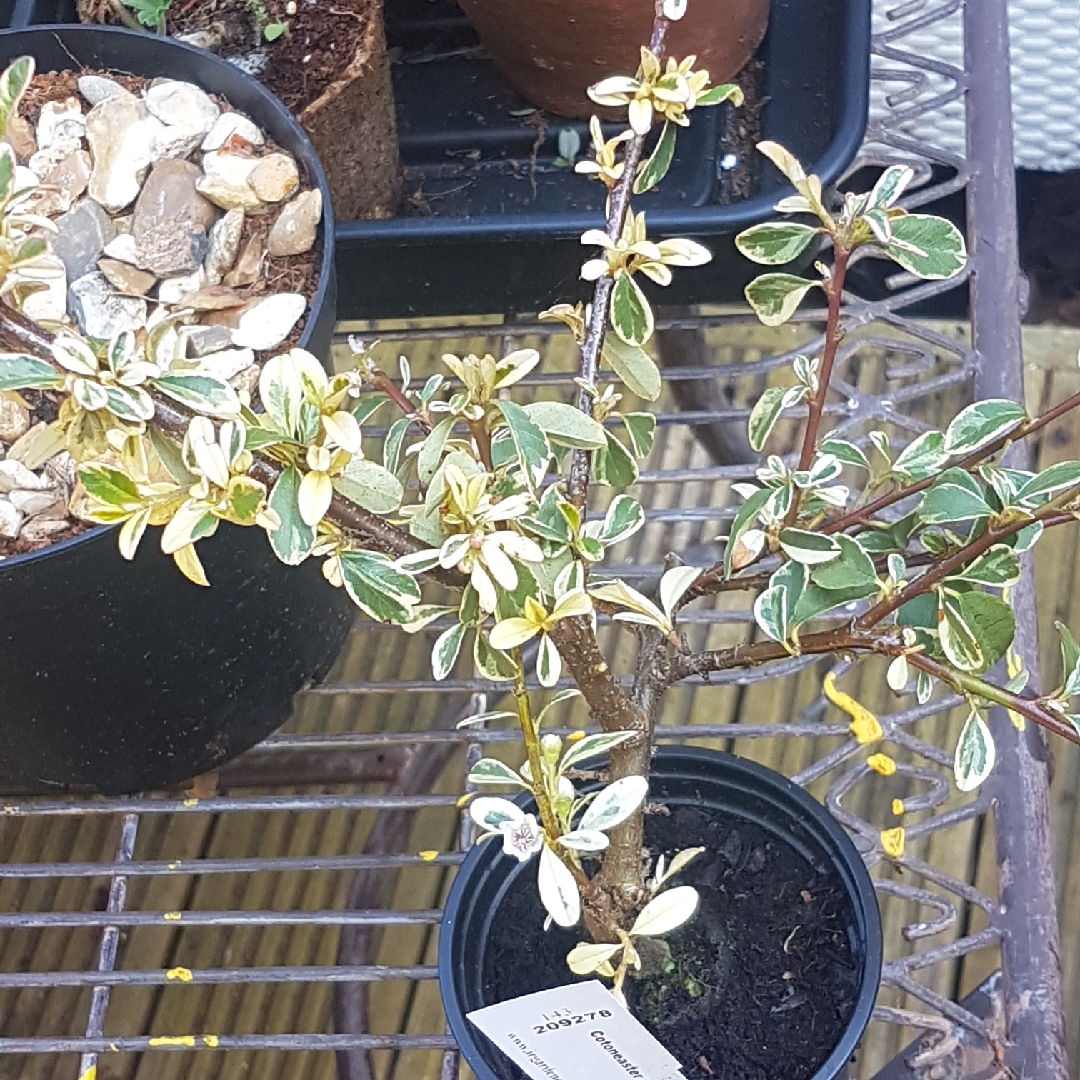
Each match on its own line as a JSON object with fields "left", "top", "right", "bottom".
{"left": 0, "top": 2, "right": 1060, "bottom": 1080}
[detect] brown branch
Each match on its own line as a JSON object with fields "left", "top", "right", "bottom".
{"left": 823, "top": 387, "right": 1080, "bottom": 536}
{"left": 856, "top": 502, "right": 1080, "bottom": 629}
{"left": 567, "top": 3, "right": 671, "bottom": 507}
{"left": 783, "top": 246, "right": 850, "bottom": 529}
{"left": 367, "top": 371, "right": 432, "bottom": 434}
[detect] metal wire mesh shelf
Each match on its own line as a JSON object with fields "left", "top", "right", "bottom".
{"left": 0, "top": 2, "right": 1068, "bottom": 1079}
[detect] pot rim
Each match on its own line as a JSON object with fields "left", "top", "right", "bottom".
{"left": 439, "top": 744, "right": 883, "bottom": 1080}
{"left": 0, "top": 23, "right": 336, "bottom": 574}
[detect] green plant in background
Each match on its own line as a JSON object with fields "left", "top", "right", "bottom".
{"left": 2, "top": 0, "right": 1080, "bottom": 1003}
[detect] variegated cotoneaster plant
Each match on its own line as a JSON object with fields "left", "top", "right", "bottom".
{"left": 3, "top": 0, "right": 1080, "bottom": 1005}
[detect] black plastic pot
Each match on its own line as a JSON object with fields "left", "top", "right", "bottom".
{"left": 8, "top": 0, "right": 870, "bottom": 319}
{"left": 440, "top": 746, "right": 882, "bottom": 1080}
{"left": 0, "top": 25, "right": 351, "bottom": 794}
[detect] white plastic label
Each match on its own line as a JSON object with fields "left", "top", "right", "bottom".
{"left": 466, "top": 980, "right": 686, "bottom": 1080}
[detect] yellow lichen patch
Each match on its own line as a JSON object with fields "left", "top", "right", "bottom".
{"left": 182, "top": 798, "right": 199, "bottom": 808}
{"left": 148, "top": 1036, "right": 196, "bottom": 1048}
{"left": 566, "top": 730, "right": 586, "bottom": 743}
{"left": 892, "top": 799, "right": 906, "bottom": 817}
{"left": 202, "top": 1036, "right": 220, "bottom": 1048}
{"left": 456, "top": 792, "right": 476, "bottom": 809}
{"left": 867, "top": 753, "right": 896, "bottom": 776}
{"left": 418, "top": 850, "right": 439, "bottom": 862}
{"left": 824, "top": 672, "right": 883, "bottom": 744}
{"left": 881, "top": 827, "right": 905, "bottom": 858}
{"left": 166, "top": 967, "right": 193, "bottom": 982}
{"left": 163, "top": 912, "right": 182, "bottom": 922}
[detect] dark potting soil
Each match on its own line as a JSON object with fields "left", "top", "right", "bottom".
{"left": 482, "top": 804, "right": 862, "bottom": 1080}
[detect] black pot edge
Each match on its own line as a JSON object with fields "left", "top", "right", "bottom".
{"left": 0, "top": 23, "right": 337, "bottom": 572}
{"left": 438, "top": 746, "right": 883, "bottom": 1080}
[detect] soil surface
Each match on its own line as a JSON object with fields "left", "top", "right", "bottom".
{"left": 482, "top": 803, "right": 863, "bottom": 1080}
{"left": 83, "top": 0, "right": 368, "bottom": 116}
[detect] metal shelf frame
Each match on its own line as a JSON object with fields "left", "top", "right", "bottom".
{"left": 0, "top": 2, "right": 1068, "bottom": 1079}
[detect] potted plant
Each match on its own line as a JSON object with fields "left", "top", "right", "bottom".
{"left": 0, "top": 26, "right": 352, "bottom": 793}
{"left": 1, "top": 0, "right": 1076, "bottom": 1071}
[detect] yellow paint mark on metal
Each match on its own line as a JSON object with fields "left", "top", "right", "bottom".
{"left": 148, "top": 1036, "right": 196, "bottom": 1048}
{"left": 78, "top": 1066, "right": 96, "bottom": 1080}
{"left": 418, "top": 850, "right": 439, "bottom": 862}
{"left": 166, "top": 967, "right": 193, "bottom": 982}
{"left": 3, "top": 806, "right": 17, "bottom": 814}
{"left": 167, "top": 861, "right": 182, "bottom": 870}
{"left": 565, "top": 730, "right": 586, "bottom": 743}
{"left": 880, "top": 827, "right": 905, "bottom": 859}
{"left": 109, "top": 1044, "right": 119, "bottom": 1052}
{"left": 163, "top": 912, "right": 182, "bottom": 922}
{"left": 824, "top": 672, "right": 883, "bottom": 744}
{"left": 892, "top": 799, "right": 906, "bottom": 816}
{"left": 202, "top": 1035, "right": 220, "bottom": 1048}
{"left": 456, "top": 792, "right": 476, "bottom": 809}
{"left": 183, "top": 798, "right": 199, "bottom": 807}
{"left": 867, "top": 753, "right": 896, "bottom": 777}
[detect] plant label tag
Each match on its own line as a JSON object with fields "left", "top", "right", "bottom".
{"left": 466, "top": 980, "right": 686, "bottom": 1080}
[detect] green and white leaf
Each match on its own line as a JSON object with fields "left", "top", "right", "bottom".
{"left": 724, "top": 485, "right": 772, "bottom": 576}
{"left": 579, "top": 775, "right": 649, "bottom": 832}
{"left": 432, "top": 621, "right": 467, "bottom": 680}
{"left": 634, "top": 119, "right": 678, "bottom": 194}
{"left": 744, "top": 273, "right": 818, "bottom": 327}
{"left": 566, "top": 942, "right": 622, "bottom": 976}
{"left": 893, "top": 430, "right": 948, "bottom": 481}
{"left": 523, "top": 401, "right": 606, "bottom": 450}
{"left": 259, "top": 353, "right": 305, "bottom": 437}
{"left": 610, "top": 271, "right": 654, "bottom": 347}
{"left": 500, "top": 399, "right": 553, "bottom": 487}
{"left": 659, "top": 564, "right": 701, "bottom": 616}
{"left": 951, "top": 544, "right": 1021, "bottom": 588}
{"left": 779, "top": 528, "right": 841, "bottom": 566}
{"left": 819, "top": 438, "right": 870, "bottom": 470}
{"left": 736, "top": 221, "right": 818, "bottom": 265}
{"left": 621, "top": 412, "right": 656, "bottom": 458}
{"left": 629, "top": 885, "right": 699, "bottom": 938}
{"left": 467, "top": 758, "right": 528, "bottom": 787}
{"left": 593, "top": 430, "right": 638, "bottom": 487}
{"left": 334, "top": 458, "right": 405, "bottom": 514}
{"left": 557, "top": 829, "right": 609, "bottom": 853}
{"left": 267, "top": 465, "right": 316, "bottom": 565}
{"left": 153, "top": 373, "right": 240, "bottom": 418}
{"left": 538, "top": 845, "right": 581, "bottom": 928}
{"left": 416, "top": 416, "right": 454, "bottom": 485}
{"left": 599, "top": 494, "right": 645, "bottom": 546}
{"left": 339, "top": 550, "right": 421, "bottom": 624}
{"left": 602, "top": 335, "right": 661, "bottom": 400}
{"left": 469, "top": 796, "right": 521, "bottom": 831}
{"left": 887, "top": 654, "right": 910, "bottom": 692}
{"left": 954, "top": 710, "right": 995, "bottom": 792}
{"left": 1058, "top": 620, "right": 1080, "bottom": 697}
{"left": 0, "top": 353, "right": 62, "bottom": 391}
{"left": 536, "top": 634, "right": 562, "bottom": 688}
{"left": 559, "top": 731, "right": 636, "bottom": 773}
{"left": 943, "top": 400, "right": 1026, "bottom": 456}
{"left": 810, "top": 535, "right": 876, "bottom": 590}
{"left": 867, "top": 164, "right": 914, "bottom": 210}
{"left": 882, "top": 213, "right": 967, "bottom": 280}
{"left": 1015, "top": 460, "right": 1080, "bottom": 506}
{"left": 918, "top": 468, "right": 992, "bottom": 524}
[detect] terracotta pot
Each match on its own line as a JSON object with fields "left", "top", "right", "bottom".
{"left": 456, "top": 0, "right": 772, "bottom": 119}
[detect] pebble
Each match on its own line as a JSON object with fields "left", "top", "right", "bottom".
{"left": 0, "top": 395, "right": 30, "bottom": 443}
{"left": 29, "top": 135, "right": 83, "bottom": 181}
{"left": 98, "top": 257, "right": 156, "bottom": 297}
{"left": 85, "top": 95, "right": 164, "bottom": 212}
{"left": 157, "top": 266, "right": 206, "bottom": 304}
{"left": 268, "top": 189, "right": 321, "bottom": 257}
{"left": 196, "top": 149, "right": 261, "bottom": 211}
{"left": 184, "top": 324, "right": 235, "bottom": 358}
{"left": 102, "top": 232, "right": 139, "bottom": 264}
{"left": 145, "top": 80, "right": 220, "bottom": 133}
{"left": 21, "top": 271, "right": 68, "bottom": 324}
{"left": 42, "top": 150, "right": 92, "bottom": 209}
{"left": 201, "top": 111, "right": 265, "bottom": 152}
{"left": 197, "top": 347, "right": 257, "bottom": 381}
{"left": 224, "top": 232, "right": 264, "bottom": 287}
{"left": 232, "top": 293, "right": 306, "bottom": 350}
{"left": 179, "top": 285, "right": 248, "bottom": 311}
{"left": 249, "top": 152, "right": 299, "bottom": 203}
{"left": 6, "top": 116, "right": 35, "bottom": 160}
{"left": 0, "top": 498, "right": 22, "bottom": 539}
{"left": 0, "top": 458, "right": 50, "bottom": 492}
{"left": 53, "top": 199, "right": 117, "bottom": 282}
{"left": 132, "top": 159, "right": 216, "bottom": 275}
{"left": 68, "top": 271, "right": 148, "bottom": 339}
{"left": 204, "top": 207, "right": 244, "bottom": 285}
{"left": 78, "top": 75, "right": 134, "bottom": 107}
{"left": 10, "top": 488, "right": 60, "bottom": 516}
{"left": 21, "top": 516, "right": 71, "bottom": 543}
{"left": 36, "top": 98, "right": 85, "bottom": 150}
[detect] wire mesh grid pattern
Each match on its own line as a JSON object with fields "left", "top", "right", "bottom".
{"left": 0, "top": 2, "right": 1062, "bottom": 1079}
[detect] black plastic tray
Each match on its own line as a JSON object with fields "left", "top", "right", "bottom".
{"left": 7, "top": 0, "right": 870, "bottom": 319}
